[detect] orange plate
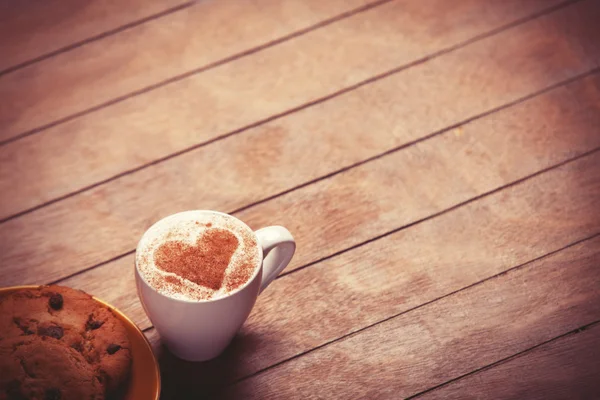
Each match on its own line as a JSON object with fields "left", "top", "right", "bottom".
{"left": 0, "top": 286, "right": 161, "bottom": 400}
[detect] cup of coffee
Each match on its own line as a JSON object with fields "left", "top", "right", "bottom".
{"left": 135, "top": 210, "right": 295, "bottom": 361}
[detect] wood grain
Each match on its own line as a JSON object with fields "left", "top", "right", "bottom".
{"left": 63, "top": 131, "right": 600, "bottom": 387}
{"left": 418, "top": 323, "right": 600, "bottom": 400}
{"left": 3, "top": 1, "right": 597, "bottom": 397}
{"left": 224, "top": 234, "right": 600, "bottom": 399}
{"left": 1, "top": 0, "right": 585, "bottom": 218}
{"left": 0, "top": 24, "right": 600, "bottom": 283}
{"left": 0, "top": 0, "right": 375, "bottom": 142}
{"left": 0, "top": 0, "right": 187, "bottom": 73}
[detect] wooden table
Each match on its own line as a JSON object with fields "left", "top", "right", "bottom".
{"left": 1, "top": 0, "right": 600, "bottom": 398}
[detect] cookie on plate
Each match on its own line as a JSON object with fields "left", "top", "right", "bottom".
{"left": 0, "top": 336, "right": 104, "bottom": 400}
{"left": 0, "top": 285, "right": 132, "bottom": 399}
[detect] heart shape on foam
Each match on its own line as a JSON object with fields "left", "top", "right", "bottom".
{"left": 154, "top": 228, "right": 239, "bottom": 290}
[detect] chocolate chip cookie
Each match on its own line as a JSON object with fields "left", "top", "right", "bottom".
{"left": 0, "top": 336, "right": 104, "bottom": 400}
{"left": 0, "top": 286, "right": 132, "bottom": 399}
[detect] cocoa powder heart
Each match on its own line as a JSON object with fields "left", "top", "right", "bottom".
{"left": 154, "top": 228, "right": 239, "bottom": 290}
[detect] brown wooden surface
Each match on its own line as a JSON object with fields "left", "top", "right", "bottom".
{"left": 1, "top": 0, "right": 599, "bottom": 398}
{"left": 63, "top": 73, "right": 600, "bottom": 331}
{"left": 418, "top": 322, "right": 600, "bottom": 400}
{"left": 65, "top": 150, "right": 600, "bottom": 389}
{"left": 225, "top": 234, "right": 600, "bottom": 398}
{"left": 0, "top": 0, "right": 374, "bottom": 143}
{"left": 1, "top": 0, "right": 582, "bottom": 218}
{"left": 3, "top": 0, "right": 600, "bottom": 286}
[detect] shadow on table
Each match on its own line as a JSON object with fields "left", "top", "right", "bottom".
{"left": 155, "top": 331, "right": 264, "bottom": 400}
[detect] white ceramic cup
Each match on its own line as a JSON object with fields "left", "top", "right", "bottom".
{"left": 135, "top": 210, "right": 295, "bottom": 361}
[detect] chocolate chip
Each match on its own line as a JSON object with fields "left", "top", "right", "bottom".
{"left": 70, "top": 342, "right": 83, "bottom": 352}
{"left": 106, "top": 344, "right": 122, "bottom": 355}
{"left": 38, "top": 325, "right": 63, "bottom": 340}
{"left": 44, "top": 388, "right": 61, "bottom": 400}
{"left": 48, "top": 293, "right": 63, "bottom": 310}
{"left": 86, "top": 319, "right": 104, "bottom": 330}
{"left": 13, "top": 317, "right": 35, "bottom": 336}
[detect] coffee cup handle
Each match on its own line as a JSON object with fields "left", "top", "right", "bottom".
{"left": 255, "top": 226, "right": 296, "bottom": 294}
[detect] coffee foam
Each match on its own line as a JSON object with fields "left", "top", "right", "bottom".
{"left": 136, "top": 211, "right": 261, "bottom": 301}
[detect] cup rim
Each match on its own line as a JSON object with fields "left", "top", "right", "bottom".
{"left": 135, "top": 210, "right": 264, "bottom": 304}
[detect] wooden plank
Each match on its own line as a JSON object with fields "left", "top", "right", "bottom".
{"left": 0, "top": 0, "right": 581, "bottom": 219}
{"left": 1, "top": 15, "right": 599, "bottom": 284}
{"left": 145, "top": 328, "right": 161, "bottom": 357}
{"left": 0, "top": 0, "right": 188, "bottom": 73}
{"left": 63, "top": 125, "right": 600, "bottom": 386}
{"left": 223, "top": 233, "right": 600, "bottom": 399}
{"left": 418, "top": 323, "right": 600, "bottom": 400}
{"left": 0, "top": 0, "right": 377, "bottom": 143}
